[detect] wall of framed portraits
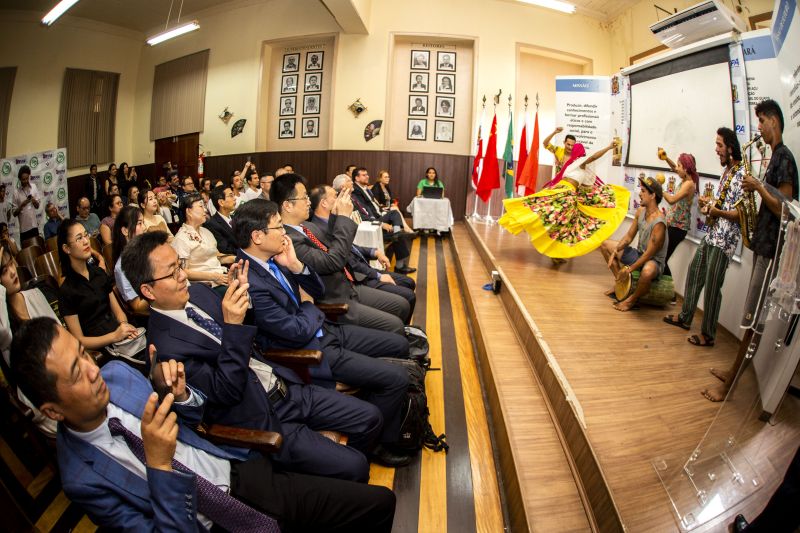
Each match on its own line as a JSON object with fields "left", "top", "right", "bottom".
{"left": 387, "top": 35, "right": 474, "bottom": 156}
{"left": 261, "top": 35, "right": 334, "bottom": 152}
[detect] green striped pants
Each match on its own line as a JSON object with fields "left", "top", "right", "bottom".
{"left": 677, "top": 240, "right": 731, "bottom": 342}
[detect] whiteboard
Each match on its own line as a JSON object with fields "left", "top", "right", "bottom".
{"left": 628, "top": 62, "right": 734, "bottom": 177}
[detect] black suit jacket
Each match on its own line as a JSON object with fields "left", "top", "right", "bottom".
{"left": 351, "top": 186, "right": 382, "bottom": 221}
{"left": 371, "top": 184, "right": 393, "bottom": 209}
{"left": 310, "top": 215, "right": 378, "bottom": 283}
{"left": 286, "top": 217, "right": 358, "bottom": 302}
{"left": 204, "top": 212, "right": 238, "bottom": 254}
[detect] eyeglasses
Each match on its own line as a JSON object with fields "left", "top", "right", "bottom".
{"left": 261, "top": 224, "right": 286, "bottom": 235}
{"left": 286, "top": 195, "right": 309, "bottom": 202}
{"left": 69, "top": 232, "right": 91, "bottom": 244}
{"left": 145, "top": 258, "right": 187, "bottom": 284}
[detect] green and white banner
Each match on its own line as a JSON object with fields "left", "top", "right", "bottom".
{"left": 0, "top": 147, "right": 69, "bottom": 246}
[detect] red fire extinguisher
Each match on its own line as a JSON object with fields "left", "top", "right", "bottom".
{"left": 198, "top": 149, "right": 205, "bottom": 179}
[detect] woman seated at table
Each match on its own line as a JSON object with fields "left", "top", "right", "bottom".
{"left": 138, "top": 188, "right": 173, "bottom": 239}
{"left": 99, "top": 193, "right": 123, "bottom": 246}
{"left": 57, "top": 219, "right": 138, "bottom": 354}
{"left": 372, "top": 170, "right": 414, "bottom": 232}
{"left": 112, "top": 205, "right": 150, "bottom": 316}
{"left": 416, "top": 166, "right": 445, "bottom": 197}
{"left": 172, "top": 192, "right": 234, "bottom": 296}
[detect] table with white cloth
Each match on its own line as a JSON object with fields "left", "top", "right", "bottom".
{"left": 354, "top": 221, "right": 383, "bottom": 268}
{"left": 408, "top": 197, "right": 454, "bottom": 232}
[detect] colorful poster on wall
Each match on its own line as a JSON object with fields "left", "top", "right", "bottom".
{"left": 0, "top": 148, "right": 69, "bottom": 246}
{"left": 771, "top": 0, "right": 800, "bottom": 157}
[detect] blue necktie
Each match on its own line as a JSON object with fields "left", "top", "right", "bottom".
{"left": 186, "top": 307, "right": 223, "bottom": 340}
{"left": 108, "top": 418, "right": 280, "bottom": 533}
{"left": 267, "top": 260, "right": 323, "bottom": 338}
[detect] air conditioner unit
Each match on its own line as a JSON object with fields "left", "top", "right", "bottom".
{"left": 650, "top": 0, "right": 747, "bottom": 49}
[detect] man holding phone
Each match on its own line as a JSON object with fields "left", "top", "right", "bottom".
{"left": 12, "top": 165, "right": 41, "bottom": 241}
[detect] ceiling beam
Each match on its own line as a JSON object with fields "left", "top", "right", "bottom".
{"left": 319, "top": 0, "right": 370, "bottom": 34}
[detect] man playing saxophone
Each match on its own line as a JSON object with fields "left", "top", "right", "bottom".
{"left": 701, "top": 99, "right": 798, "bottom": 402}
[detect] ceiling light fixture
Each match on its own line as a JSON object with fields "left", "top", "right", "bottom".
{"left": 41, "top": 0, "right": 81, "bottom": 26}
{"left": 517, "top": 0, "right": 576, "bottom": 14}
{"left": 146, "top": 20, "right": 200, "bottom": 45}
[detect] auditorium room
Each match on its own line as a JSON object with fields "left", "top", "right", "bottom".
{"left": 0, "top": 0, "right": 799, "bottom": 531}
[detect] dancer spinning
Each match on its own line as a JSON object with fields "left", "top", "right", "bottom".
{"left": 499, "top": 141, "right": 630, "bottom": 259}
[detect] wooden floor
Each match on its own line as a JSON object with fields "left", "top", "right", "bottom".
{"left": 459, "top": 219, "right": 800, "bottom": 532}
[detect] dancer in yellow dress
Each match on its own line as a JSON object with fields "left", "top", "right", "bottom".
{"left": 499, "top": 141, "right": 630, "bottom": 259}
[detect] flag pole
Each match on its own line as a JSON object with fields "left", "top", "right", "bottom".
{"left": 485, "top": 89, "right": 501, "bottom": 224}
{"left": 470, "top": 95, "right": 486, "bottom": 221}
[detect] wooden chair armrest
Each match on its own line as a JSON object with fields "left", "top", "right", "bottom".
{"left": 196, "top": 423, "right": 283, "bottom": 454}
{"left": 262, "top": 349, "right": 323, "bottom": 366}
{"left": 316, "top": 303, "right": 349, "bottom": 317}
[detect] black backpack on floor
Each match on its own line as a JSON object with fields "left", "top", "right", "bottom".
{"left": 404, "top": 325, "right": 431, "bottom": 370}
{"left": 380, "top": 357, "right": 448, "bottom": 454}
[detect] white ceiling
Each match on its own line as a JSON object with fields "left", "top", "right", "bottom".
{"left": 1, "top": 0, "right": 648, "bottom": 33}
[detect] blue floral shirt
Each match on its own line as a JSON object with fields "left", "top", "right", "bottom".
{"left": 704, "top": 164, "right": 745, "bottom": 258}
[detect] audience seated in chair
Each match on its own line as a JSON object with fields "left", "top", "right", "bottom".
{"left": 138, "top": 189, "right": 172, "bottom": 239}
{"left": 273, "top": 174, "right": 409, "bottom": 335}
{"left": 121, "top": 231, "right": 386, "bottom": 482}
{"left": 8, "top": 318, "right": 396, "bottom": 532}
{"left": 112, "top": 206, "right": 150, "bottom": 317}
{"left": 75, "top": 197, "right": 101, "bottom": 237}
{"left": 99, "top": 194, "right": 124, "bottom": 246}
{"left": 43, "top": 202, "right": 64, "bottom": 241}
{"left": 234, "top": 199, "right": 414, "bottom": 467}
{"left": 204, "top": 186, "right": 239, "bottom": 255}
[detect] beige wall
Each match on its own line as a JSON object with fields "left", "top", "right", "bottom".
{"left": 0, "top": 11, "right": 142, "bottom": 176}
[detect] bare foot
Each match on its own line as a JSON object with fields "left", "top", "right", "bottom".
{"left": 701, "top": 384, "right": 729, "bottom": 402}
{"left": 709, "top": 368, "right": 732, "bottom": 382}
{"left": 613, "top": 297, "right": 639, "bottom": 312}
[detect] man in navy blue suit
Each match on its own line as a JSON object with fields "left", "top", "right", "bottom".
{"left": 9, "top": 317, "right": 395, "bottom": 532}
{"left": 121, "top": 231, "right": 381, "bottom": 482}
{"left": 233, "top": 199, "right": 414, "bottom": 467}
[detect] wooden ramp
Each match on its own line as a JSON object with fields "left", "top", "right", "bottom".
{"left": 458, "top": 218, "right": 800, "bottom": 533}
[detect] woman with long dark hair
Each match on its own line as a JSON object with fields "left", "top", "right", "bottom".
{"left": 112, "top": 206, "right": 150, "bottom": 315}
{"left": 99, "top": 193, "right": 123, "bottom": 246}
{"left": 415, "top": 167, "right": 445, "bottom": 197}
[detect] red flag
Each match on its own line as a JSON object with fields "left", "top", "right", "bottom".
{"left": 516, "top": 122, "right": 528, "bottom": 193}
{"left": 470, "top": 125, "right": 483, "bottom": 189}
{"left": 476, "top": 114, "right": 500, "bottom": 202}
{"left": 516, "top": 111, "right": 539, "bottom": 195}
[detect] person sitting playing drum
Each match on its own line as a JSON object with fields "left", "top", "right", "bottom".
{"left": 599, "top": 176, "right": 668, "bottom": 312}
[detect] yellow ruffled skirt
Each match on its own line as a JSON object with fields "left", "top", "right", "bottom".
{"left": 498, "top": 181, "right": 630, "bottom": 258}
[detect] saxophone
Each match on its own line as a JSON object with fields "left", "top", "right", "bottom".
{"left": 733, "top": 134, "right": 762, "bottom": 249}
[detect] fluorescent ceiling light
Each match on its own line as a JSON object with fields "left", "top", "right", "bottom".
{"left": 41, "top": 0, "right": 80, "bottom": 26}
{"left": 147, "top": 21, "right": 200, "bottom": 46}
{"left": 517, "top": 0, "right": 576, "bottom": 14}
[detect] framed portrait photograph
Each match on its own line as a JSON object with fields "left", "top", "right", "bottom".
{"left": 303, "top": 94, "right": 321, "bottom": 115}
{"left": 409, "top": 72, "right": 429, "bottom": 93}
{"left": 279, "top": 96, "right": 296, "bottom": 116}
{"left": 282, "top": 53, "right": 300, "bottom": 73}
{"left": 305, "top": 51, "right": 324, "bottom": 70}
{"left": 278, "top": 118, "right": 296, "bottom": 139}
{"left": 437, "top": 51, "right": 456, "bottom": 71}
{"left": 304, "top": 72, "right": 322, "bottom": 92}
{"left": 436, "top": 73, "right": 455, "bottom": 94}
{"left": 434, "top": 120, "right": 454, "bottom": 143}
{"left": 301, "top": 117, "right": 320, "bottom": 138}
{"left": 435, "top": 96, "right": 455, "bottom": 118}
{"left": 281, "top": 74, "right": 298, "bottom": 94}
{"left": 408, "top": 95, "right": 428, "bottom": 116}
{"left": 410, "top": 50, "right": 429, "bottom": 70}
{"left": 407, "top": 118, "right": 427, "bottom": 141}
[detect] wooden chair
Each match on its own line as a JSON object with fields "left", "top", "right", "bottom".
{"left": 102, "top": 243, "right": 114, "bottom": 275}
{"left": 112, "top": 284, "right": 150, "bottom": 327}
{"left": 34, "top": 251, "right": 61, "bottom": 283}
{"left": 21, "top": 236, "right": 45, "bottom": 251}
{"left": 23, "top": 274, "right": 58, "bottom": 292}
{"left": 16, "top": 246, "right": 43, "bottom": 276}
{"left": 89, "top": 236, "right": 102, "bottom": 254}
{"left": 15, "top": 265, "right": 32, "bottom": 286}
{"left": 45, "top": 236, "right": 59, "bottom": 256}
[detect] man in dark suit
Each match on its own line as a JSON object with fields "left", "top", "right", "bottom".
{"left": 310, "top": 184, "right": 416, "bottom": 318}
{"left": 10, "top": 318, "right": 395, "bottom": 532}
{"left": 83, "top": 163, "right": 104, "bottom": 216}
{"left": 203, "top": 186, "right": 238, "bottom": 254}
{"left": 349, "top": 167, "right": 417, "bottom": 274}
{"left": 272, "top": 173, "right": 409, "bottom": 334}
{"left": 233, "top": 199, "right": 414, "bottom": 466}
{"left": 121, "top": 231, "right": 382, "bottom": 482}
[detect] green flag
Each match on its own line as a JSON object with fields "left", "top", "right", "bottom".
{"left": 502, "top": 112, "right": 514, "bottom": 197}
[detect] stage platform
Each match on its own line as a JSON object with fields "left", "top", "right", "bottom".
{"left": 452, "top": 219, "right": 800, "bottom": 532}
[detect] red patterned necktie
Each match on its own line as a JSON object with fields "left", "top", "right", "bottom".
{"left": 108, "top": 417, "right": 280, "bottom": 533}
{"left": 301, "top": 225, "right": 355, "bottom": 283}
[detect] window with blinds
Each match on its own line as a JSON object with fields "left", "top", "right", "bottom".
{"left": 150, "top": 49, "right": 210, "bottom": 141}
{"left": 58, "top": 68, "right": 119, "bottom": 168}
{"left": 0, "top": 67, "right": 18, "bottom": 158}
